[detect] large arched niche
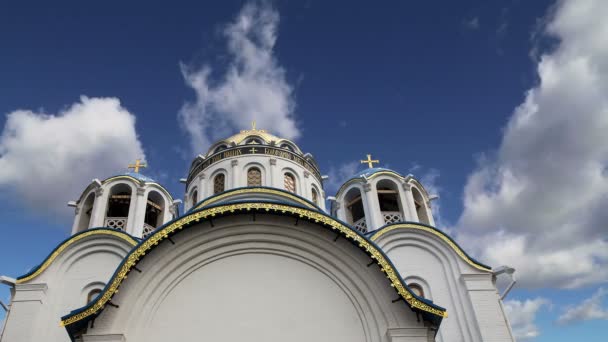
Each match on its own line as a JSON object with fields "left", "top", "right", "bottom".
{"left": 80, "top": 214, "right": 431, "bottom": 342}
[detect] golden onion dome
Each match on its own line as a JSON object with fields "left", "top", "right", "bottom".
{"left": 205, "top": 124, "right": 303, "bottom": 157}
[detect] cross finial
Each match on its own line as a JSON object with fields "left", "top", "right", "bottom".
{"left": 128, "top": 159, "right": 147, "bottom": 173}
{"left": 251, "top": 120, "right": 256, "bottom": 130}
{"left": 360, "top": 154, "right": 379, "bottom": 168}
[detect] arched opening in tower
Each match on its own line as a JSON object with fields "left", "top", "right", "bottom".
{"left": 76, "top": 192, "right": 95, "bottom": 232}
{"left": 105, "top": 183, "right": 132, "bottom": 230}
{"left": 376, "top": 179, "right": 404, "bottom": 225}
{"left": 412, "top": 187, "right": 431, "bottom": 225}
{"left": 144, "top": 191, "right": 165, "bottom": 237}
{"left": 345, "top": 187, "right": 366, "bottom": 233}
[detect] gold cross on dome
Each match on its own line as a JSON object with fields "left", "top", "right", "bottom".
{"left": 361, "top": 154, "right": 379, "bottom": 168}
{"left": 251, "top": 120, "right": 256, "bottom": 130}
{"left": 128, "top": 159, "right": 147, "bottom": 173}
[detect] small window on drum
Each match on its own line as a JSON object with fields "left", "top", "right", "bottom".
{"left": 311, "top": 188, "right": 319, "bottom": 205}
{"left": 247, "top": 167, "right": 262, "bottom": 186}
{"left": 408, "top": 283, "right": 424, "bottom": 298}
{"left": 213, "top": 174, "right": 225, "bottom": 194}
{"left": 284, "top": 172, "right": 296, "bottom": 193}
{"left": 87, "top": 289, "right": 103, "bottom": 304}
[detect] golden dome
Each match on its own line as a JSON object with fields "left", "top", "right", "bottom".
{"left": 205, "top": 123, "right": 303, "bottom": 156}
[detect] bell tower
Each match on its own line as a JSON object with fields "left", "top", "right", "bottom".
{"left": 68, "top": 161, "right": 177, "bottom": 238}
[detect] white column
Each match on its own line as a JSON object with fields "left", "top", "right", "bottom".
{"left": 130, "top": 187, "right": 147, "bottom": 237}
{"left": 425, "top": 200, "right": 436, "bottom": 226}
{"left": 90, "top": 187, "right": 107, "bottom": 228}
{"left": 231, "top": 159, "right": 239, "bottom": 189}
{"left": 363, "top": 183, "right": 384, "bottom": 230}
{"left": 1, "top": 283, "right": 47, "bottom": 342}
{"left": 198, "top": 173, "right": 206, "bottom": 201}
{"left": 71, "top": 206, "right": 81, "bottom": 235}
{"left": 269, "top": 158, "right": 277, "bottom": 187}
{"left": 303, "top": 171, "right": 311, "bottom": 199}
{"left": 401, "top": 183, "right": 418, "bottom": 222}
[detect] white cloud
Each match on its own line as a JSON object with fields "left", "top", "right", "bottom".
{"left": 326, "top": 161, "right": 359, "bottom": 195}
{"left": 179, "top": 1, "right": 299, "bottom": 153}
{"left": 504, "top": 297, "right": 550, "bottom": 340}
{"left": 464, "top": 16, "right": 480, "bottom": 30}
{"left": 558, "top": 287, "right": 608, "bottom": 325}
{"left": 0, "top": 96, "right": 145, "bottom": 217}
{"left": 456, "top": 0, "right": 608, "bottom": 288}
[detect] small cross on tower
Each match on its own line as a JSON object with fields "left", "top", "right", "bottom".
{"left": 360, "top": 154, "right": 379, "bottom": 168}
{"left": 128, "top": 159, "right": 147, "bottom": 173}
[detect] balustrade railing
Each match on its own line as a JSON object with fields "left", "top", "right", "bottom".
{"left": 143, "top": 223, "right": 156, "bottom": 238}
{"left": 104, "top": 217, "right": 127, "bottom": 230}
{"left": 353, "top": 217, "right": 368, "bottom": 233}
{"left": 382, "top": 211, "right": 403, "bottom": 225}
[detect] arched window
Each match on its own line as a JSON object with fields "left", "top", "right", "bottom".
{"left": 280, "top": 143, "right": 294, "bottom": 152}
{"left": 213, "top": 145, "right": 228, "bottom": 154}
{"left": 105, "top": 183, "right": 132, "bottom": 230}
{"left": 191, "top": 189, "right": 198, "bottom": 206}
{"left": 311, "top": 187, "right": 319, "bottom": 205}
{"left": 87, "top": 289, "right": 102, "bottom": 304}
{"left": 76, "top": 192, "right": 95, "bottom": 232}
{"left": 408, "top": 283, "right": 424, "bottom": 298}
{"left": 345, "top": 187, "right": 366, "bottom": 232}
{"left": 376, "top": 179, "right": 403, "bottom": 225}
{"left": 284, "top": 172, "right": 296, "bottom": 193}
{"left": 247, "top": 167, "right": 262, "bottom": 186}
{"left": 213, "top": 174, "right": 225, "bottom": 194}
{"left": 412, "top": 187, "right": 431, "bottom": 225}
{"left": 144, "top": 191, "right": 165, "bottom": 237}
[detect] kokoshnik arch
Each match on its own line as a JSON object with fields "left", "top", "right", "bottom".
{"left": 0, "top": 124, "right": 516, "bottom": 342}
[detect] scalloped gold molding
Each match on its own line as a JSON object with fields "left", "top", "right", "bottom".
{"left": 16, "top": 230, "right": 137, "bottom": 284}
{"left": 61, "top": 202, "right": 447, "bottom": 327}
{"left": 370, "top": 223, "right": 491, "bottom": 272}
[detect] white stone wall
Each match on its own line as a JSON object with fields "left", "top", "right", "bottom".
{"left": 83, "top": 215, "right": 431, "bottom": 342}
{"left": 0, "top": 235, "right": 133, "bottom": 342}
{"left": 373, "top": 229, "right": 515, "bottom": 342}
{"left": 185, "top": 154, "right": 326, "bottom": 212}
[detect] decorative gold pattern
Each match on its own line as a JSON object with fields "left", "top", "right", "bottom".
{"left": 370, "top": 223, "right": 492, "bottom": 272}
{"left": 247, "top": 168, "right": 262, "bottom": 186}
{"left": 127, "top": 159, "right": 147, "bottom": 173}
{"left": 61, "top": 203, "right": 447, "bottom": 327}
{"left": 361, "top": 154, "right": 380, "bottom": 168}
{"left": 194, "top": 188, "right": 317, "bottom": 210}
{"left": 16, "top": 230, "right": 137, "bottom": 284}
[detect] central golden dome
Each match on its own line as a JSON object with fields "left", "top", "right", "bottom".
{"left": 205, "top": 124, "right": 303, "bottom": 157}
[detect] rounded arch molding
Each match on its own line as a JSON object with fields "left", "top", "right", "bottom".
{"left": 15, "top": 228, "right": 138, "bottom": 284}
{"left": 61, "top": 202, "right": 447, "bottom": 335}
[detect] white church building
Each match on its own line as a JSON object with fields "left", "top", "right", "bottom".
{"left": 0, "top": 125, "right": 516, "bottom": 342}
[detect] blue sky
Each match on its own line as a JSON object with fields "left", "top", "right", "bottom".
{"left": 1, "top": 0, "right": 607, "bottom": 340}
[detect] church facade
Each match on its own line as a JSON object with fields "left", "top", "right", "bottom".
{"left": 0, "top": 126, "right": 516, "bottom": 342}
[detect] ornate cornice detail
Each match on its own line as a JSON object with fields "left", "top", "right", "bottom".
{"left": 16, "top": 229, "right": 137, "bottom": 284}
{"left": 61, "top": 202, "right": 447, "bottom": 328}
{"left": 370, "top": 223, "right": 492, "bottom": 272}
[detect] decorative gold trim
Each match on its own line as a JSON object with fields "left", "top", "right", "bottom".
{"left": 370, "top": 223, "right": 491, "bottom": 272}
{"left": 16, "top": 230, "right": 137, "bottom": 284}
{"left": 194, "top": 188, "right": 317, "bottom": 210}
{"left": 61, "top": 202, "right": 446, "bottom": 327}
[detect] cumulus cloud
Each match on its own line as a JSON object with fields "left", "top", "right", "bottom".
{"left": 178, "top": 1, "right": 299, "bottom": 153}
{"left": 326, "top": 161, "right": 359, "bottom": 195}
{"left": 557, "top": 287, "right": 608, "bottom": 325}
{"left": 456, "top": 0, "right": 608, "bottom": 288}
{"left": 503, "top": 297, "right": 550, "bottom": 340}
{"left": 0, "top": 96, "right": 145, "bottom": 217}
